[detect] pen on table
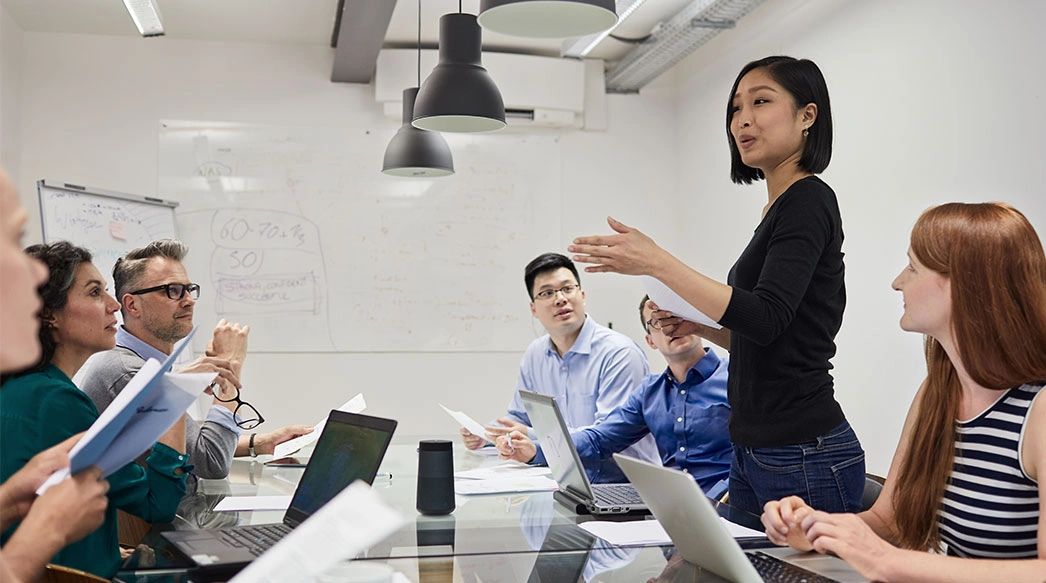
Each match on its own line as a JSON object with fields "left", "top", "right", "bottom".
{"left": 374, "top": 472, "right": 393, "bottom": 482}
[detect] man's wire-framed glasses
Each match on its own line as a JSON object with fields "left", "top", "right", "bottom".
{"left": 210, "top": 383, "right": 265, "bottom": 429}
{"left": 533, "top": 284, "right": 581, "bottom": 302}
{"left": 128, "top": 282, "right": 201, "bottom": 301}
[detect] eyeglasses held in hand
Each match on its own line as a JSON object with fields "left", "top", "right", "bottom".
{"left": 533, "top": 284, "right": 580, "bottom": 302}
{"left": 128, "top": 282, "right": 201, "bottom": 301}
{"left": 210, "top": 383, "right": 265, "bottom": 430}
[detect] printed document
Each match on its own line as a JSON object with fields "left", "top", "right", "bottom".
{"left": 641, "top": 275, "right": 722, "bottom": 329}
{"left": 272, "top": 394, "right": 367, "bottom": 459}
{"left": 580, "top": 517, "right": 765, "bottom": 545}
{"left": 439, "top": 404, "right": 493, "bottom": 443}
{"left": 40, "top": 330, "right": 213, "bottom": 492}
{"left": 230, "top": 482, "right": 406, "bottom": 583}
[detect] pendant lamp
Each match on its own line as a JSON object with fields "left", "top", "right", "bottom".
{"left": 382, "top": 0, "right": 455, "bottom": 177}
{"left": 478, "top": 0, "right": 617, "bottom": 39}
{"left": 412, "top": 8, "right": 505, "bottom": 133}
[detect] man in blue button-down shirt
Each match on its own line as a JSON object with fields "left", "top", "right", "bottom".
{"left": 460, "top": 253, "right": 660, "bottom": 483}
{"left": 496, "top": 295, "right": 732, "bottom": 498}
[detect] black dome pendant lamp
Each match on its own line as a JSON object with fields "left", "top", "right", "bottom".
{"left": 478, "top": 0, "right": 617, "bottom": 38}
{"left": 412, "top": 1, "right": 505, "bottom": 133}
{"left": 382, "top": 0, "right": 454, "bottom": 177}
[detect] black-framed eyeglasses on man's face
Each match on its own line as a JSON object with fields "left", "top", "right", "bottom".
{"left": 532, "top": 283, "right": 581, "bottom": 302}
{"left": 645, "top": 317, "right": 668, "bottom": 333}
{"left": 210, "top": 383, "right": 265, "bottom": 430}
{"left": 128, "top": 282, "right": 201, "bottom": 301}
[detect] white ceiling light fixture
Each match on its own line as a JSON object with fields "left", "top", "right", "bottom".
{"left": 561, "top": 0, "right": 649, "bottom": 58}
{"left": 478, "top": 0, "right": 617, "bottom": 39}
{"left": 122, "top": 0, "right": 165, "bottom": 37}
{"left": 605, "top": 0, "right": 765, "bottom": 93}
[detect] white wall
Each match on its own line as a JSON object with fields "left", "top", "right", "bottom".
{"left": 670, "top": 0, "right": 1046, "bottom": 473}
{"left": 0, "top": 2, "right": 24, "bottom": 184}
{"left": 13, "top": 31, "right": 680, "bottom": 435}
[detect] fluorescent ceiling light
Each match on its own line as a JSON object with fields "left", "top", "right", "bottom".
{"left": 561, "top": 0, "right": 648, "bottom": 58}
{"left": 122, "top": 0, "right": 165, "bottom": 37}
{"left": 605, "top": 0, "right": 765, "bottom": 93}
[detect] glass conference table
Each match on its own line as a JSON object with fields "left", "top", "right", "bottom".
{"left": 117, "top": 434, "right": 864, "bottom": 582}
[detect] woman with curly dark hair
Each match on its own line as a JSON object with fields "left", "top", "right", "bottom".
{"left": 0, "top": 240, "right": 190, "bottom": 578}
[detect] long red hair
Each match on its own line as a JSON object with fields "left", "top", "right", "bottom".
{"left": 893, "top": 202, "right": 1046, "bottom": 550}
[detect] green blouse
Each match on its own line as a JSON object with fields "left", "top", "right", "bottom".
{"left": 0, "top": 364, "right": 191, "bottom": 578}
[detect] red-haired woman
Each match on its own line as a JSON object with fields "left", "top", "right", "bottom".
{"left": 762, "top": 202, "right": 1045, "bottom": 581}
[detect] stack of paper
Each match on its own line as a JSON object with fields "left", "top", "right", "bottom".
{"left": 272, "top": 394, "right": 367, "bottom": 459}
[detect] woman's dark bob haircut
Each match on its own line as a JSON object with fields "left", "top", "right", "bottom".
{"left": 727, "top": 56, "right": 833, "bottom": 185}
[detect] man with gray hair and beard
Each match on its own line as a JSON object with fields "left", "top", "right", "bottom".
{"left": 76, "top": 239, "right": 311, "bottom": 480}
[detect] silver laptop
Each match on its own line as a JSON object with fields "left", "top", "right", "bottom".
{"left": 518, "top": 390, "right": 647, "bottom": 515}
{"left": 614, "top": 453, "right": 847, "bottom": 583}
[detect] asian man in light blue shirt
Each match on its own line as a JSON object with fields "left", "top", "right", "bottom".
{"left": 460, "top": 253, "right": 659, "bottom": 483}
{"left": 496, "top": 295, "right": 732, "bottom": 498}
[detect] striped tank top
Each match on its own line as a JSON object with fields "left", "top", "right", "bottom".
{"left": 938, "top": 383, "right": 1042, "bottom": 558}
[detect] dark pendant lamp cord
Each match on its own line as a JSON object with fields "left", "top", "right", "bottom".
{"left": 459, "top": 0, "right": 462, "bottom": 13}
{"left": 417, "top": 0, "right": 421, "bottom": 86}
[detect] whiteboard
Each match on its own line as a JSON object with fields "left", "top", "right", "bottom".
{"left": 158, "top": 121, "right": 563, "bottom": 353}
{"left": 37, "top": 181, "right": 179, "bottom": 295}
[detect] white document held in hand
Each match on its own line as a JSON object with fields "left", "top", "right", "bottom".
{"left": 39, "top": 330, "right": 214, "bottom": 493}
{"left": 229, "top": 482, "right": 406, "bottom": 583}
{"left": 439, "top": 404, "right": 493, "bottom": 443}
{"left": 271, "top": 394, "right": 367, "bottom": 459}
{"left": 641, "top": 275, "right": 723, "bottom": 330}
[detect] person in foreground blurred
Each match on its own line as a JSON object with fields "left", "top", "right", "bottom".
{"left": 0, "top": 170, "right": 110, "bottom": 582}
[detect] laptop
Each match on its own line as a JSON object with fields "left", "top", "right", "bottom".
{"left": 614, "top": 453, "right": 843, "bottom": 583}
{"left": 162, "top": 410, "right": 397, "bottom": 572}
{"left": 518, "top": 390, "right": 647, "bottom": 515}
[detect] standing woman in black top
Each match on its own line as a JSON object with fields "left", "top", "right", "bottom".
{"left": 570, "top": 56, "right": 864, "bottom": 516}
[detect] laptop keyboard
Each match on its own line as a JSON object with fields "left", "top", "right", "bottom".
{"left": 216, "top": 523, "right": 292, "bottom": 556}
{"left": 593, "top": 483, "right": 644, "bottom": 506}
{"left": 747, "top": 551, "right": 839, "bottom": 583}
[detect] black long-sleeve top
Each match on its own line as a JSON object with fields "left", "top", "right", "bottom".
{"left": 718, "top": 176, "right": 847, "bottom": 447}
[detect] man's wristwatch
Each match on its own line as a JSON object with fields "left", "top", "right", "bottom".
{"left": 248, "top": 433, "right": 258, "bottom": 458}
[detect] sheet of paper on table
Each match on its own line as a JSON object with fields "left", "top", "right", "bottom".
{"left": 455, "top": 476, "right": 559, "bottom": 495}
{"left": 579, "top": 516, "right": 765, "bottom": 546}
{"left": 213, "top": 495, "right": 293, "bottom": 512}
{"left": 455, "top": 461, "right": 552, "bottom": 480}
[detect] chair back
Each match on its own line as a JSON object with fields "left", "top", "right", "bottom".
{"left": 860, "top": 473, "right": 886, "bottom": 511}
{"left": 44, "top": 564, "right": 109, "bottom": 583}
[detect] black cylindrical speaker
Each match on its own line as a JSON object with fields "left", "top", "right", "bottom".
{"left": 416, "top": 440, "right": 455, "bottom": 515}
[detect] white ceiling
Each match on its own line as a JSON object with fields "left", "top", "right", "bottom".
{"left": 2, "top": 0, "right": 694, "bottom": 61}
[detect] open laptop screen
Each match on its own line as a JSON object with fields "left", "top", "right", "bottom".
{"left": 519, "top": 391, "right": 593, "bottom": 498}
{"left": 284, "top": 410, "right": 397, "bottom": 525}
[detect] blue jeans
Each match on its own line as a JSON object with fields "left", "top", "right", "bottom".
{"left": 728, "top": 421, "right": 865, "bottom": 517}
